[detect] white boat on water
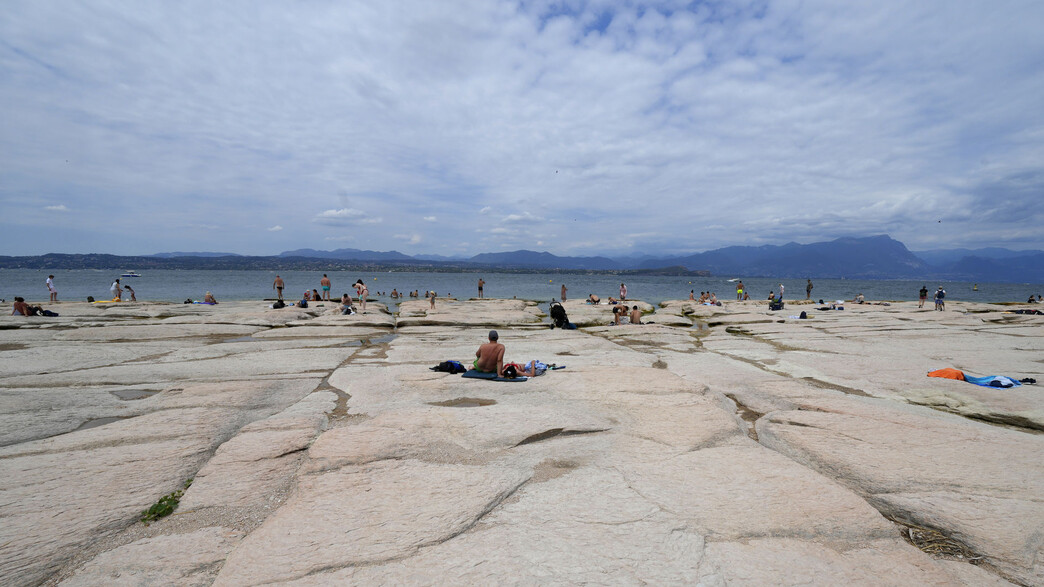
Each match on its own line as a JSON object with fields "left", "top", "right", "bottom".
{"left": 121, "top": 271, "right": 142, "bottom": 277}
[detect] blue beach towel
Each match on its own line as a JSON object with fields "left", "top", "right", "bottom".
{"left": 461, "top": 370, "right": 528, "bottom": 382}
{"left": 963, "top": 375, "right": 1022, "bottom": 389}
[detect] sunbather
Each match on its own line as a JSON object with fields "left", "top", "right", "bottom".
{"left": 473, "top": 330, "right": 505, "bottom": 376}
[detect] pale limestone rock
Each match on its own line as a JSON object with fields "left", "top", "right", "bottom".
{"left": 212, "top": 460, "right": 531, "bottom": 586}
{"left": 699, "top": 537, "right": 1013, "bottom": 586}
{"left": 757, "top": 405, "right": 1044, "bottom": 584}
{"left": 180, "top": 413, "right": 327, "bottom": 510}
{"left": 280, "top": 467, "right": 705, "bottom": 585}
{"left": 623, "top": 443, "right": 897, "bottom": 540}
{"left": 52, "top": 323, "right": 264, "bottom": 341}
{"left": 902, "top": 384, "right": 1044, "bottom": 431}
{"left": 396, "top": 298, "right": 544, "bottom": 327}
{"left": 0, "top": 342, "right": 179, "bottom": 378}
{"left": 306, "top": 403, "right": 613, "bottom": 471}
{"left": 0, "top": 408, "right": 233, "bottom": 586}
{"left": 1, "top": 347, "right": 352, "bottom": 386}
{"left": 251, "top": 325, "right": 392, "bottom": 339}
{"left": 58, "top": 527, "right": 245, "bottom": 587}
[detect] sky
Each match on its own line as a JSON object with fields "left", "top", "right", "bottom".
{"left": 2, "top": 1, "right": 1043, "bottom": 258}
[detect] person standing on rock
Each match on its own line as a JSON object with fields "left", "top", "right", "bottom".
{"left": 46, "top": 275, "right": 58, "bottom": 302}
{"left": 806, "top": 279, "right": 813, "bottom": 300}
{"left": 778, "top": 283, "right": 785, "bottom": 300}
{"left": 273, "top": 275, "right": 284, "bottom": 301}
{"left": 320, "top": 274, "right": 331, "bottom": 301}
{"left": 478, "top": 278, "right": 485, "bottom": 298}
{"left": 919, "top": 285, "right": 928, "bottom": 308}
{"left": 354, "top": 279, "right": 368, "bottom": 312}
{"left": 934, "top": 287, "right": 946, "bottom": 311}
{"left": 736, "top": 281, "right": 744, "bottom": 300}
{"left": 473, "top": 330, "right": 505, "bottom": 376}
{"left": 620, "top": 283, "right": 627, "bottom": 300}
{"left": 110, "top": 278, "right": 122, "bottom": 301}
{"left": 561, "top": 283, "right": 567, "bottom": 302}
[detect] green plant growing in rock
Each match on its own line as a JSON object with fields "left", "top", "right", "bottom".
{"left": 140, "top": 479, "right": 192, "bottom": 525}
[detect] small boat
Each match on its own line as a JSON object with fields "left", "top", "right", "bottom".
{"left": 121, "top": 271, "right": 142, "bottom": 278}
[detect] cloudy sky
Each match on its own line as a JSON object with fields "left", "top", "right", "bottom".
{"left": 2, "top": 1, "right": 1043, "bottom": 257}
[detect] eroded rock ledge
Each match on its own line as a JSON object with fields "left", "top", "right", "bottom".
{"left": 0, "top": 299, "right": 1039, "bottom": 586}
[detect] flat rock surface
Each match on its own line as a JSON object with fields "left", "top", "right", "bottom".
{"left": 1, "top": 298, "right": 1038, "bottom": 585}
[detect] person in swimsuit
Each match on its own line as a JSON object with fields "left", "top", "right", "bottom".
{"left": 124, "top": 284, "right": 136, "bottom": 301}
{"left": 473, "top": 330, "right": 505, "bottom": 376}
{"left": 478, "top": 278, "right": 485, "bottom": 298}
{"left": 11, "top": 297, "right": 30, "bottom": 316}
{"left": 204, "top": 291, "right": 217, "bottom": 304}
{"left": 629, "top": 305, "right": 642, "bottom": 324}
{"left": 806, "top": 279, "right": 813, "bottom": 300}
{"left": 312, "top": 289, "right": 322, "bottom": 302}
{"left": 273, "top": 275, "right": 284, "bottom": 301}
{"left": 354, "top": 279, "right": 368, "bottom": 311}
{"left": 620, "top": 283, "right": 627, "bottom": 300}
{"left": 339, "top": 293, "right": 355, "bottom": 315}
{"left": 560, "top": 283, "right": 567, "bottom": 302}
{"left": 320, "top": 274, "right": 331, "bottom": 301}
{"left": 110, "top": 279, "right": 122, "bottom": 301}
{"left": 736, "top": 281, "right": 744, "bottom": 300}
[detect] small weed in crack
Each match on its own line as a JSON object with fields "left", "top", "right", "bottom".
{"left": 140, "top": 479, "right": 192, "bottom": 525}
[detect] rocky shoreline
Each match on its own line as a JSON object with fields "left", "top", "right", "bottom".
{"left": 1, "top": 298, "right": 1041, "bottom": 585}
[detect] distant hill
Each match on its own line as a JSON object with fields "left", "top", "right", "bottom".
{"left": 640, "top": 235, "right": 928, "bottom": 278}
{"left": 468, "top": 250, "right": 619, "bottom": 270}
{"left": 939, "top": 253, "right": 1044, "bottom": 283}
{"left": 278, "top": 248, "right": 413, "bottom": 262}
{"left": 912, "top": 247, "right": 1043, "bottom": 266}
{"left": 412, "top": 254, "right": 468, "bottom": 262}
{"left": 151, "top": 251, "right": 242, "bottom": 258}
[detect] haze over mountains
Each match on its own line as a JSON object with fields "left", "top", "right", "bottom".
{"left": 3, "top": 236, "right": 1041, "bottom": 282}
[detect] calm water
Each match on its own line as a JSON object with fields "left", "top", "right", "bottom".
{"left": 3, "top": 269, "right": 1041, "bottom": 306}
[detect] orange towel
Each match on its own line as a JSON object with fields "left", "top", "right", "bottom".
{"left": 927, "top": 368, "right": 965, "bottom": 380}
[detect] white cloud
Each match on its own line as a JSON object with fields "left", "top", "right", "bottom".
{"left": 267, "top": 225, "right": 283, "bottom": 231}
{"left": 313, "top": 209, "right": 382, "bottom": 226}
{"left": 44, "top": 204, "right": 68, "bottom": 212}
{"left": 394, "top": 233, "right": 422, "bottom": 245}
{"left": 2, "top": 2, "right": 1043, "bottom": 254}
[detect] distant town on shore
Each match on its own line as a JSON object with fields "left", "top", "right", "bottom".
{"left": 2, "top": 235, "right": 1042, "bottom": 282}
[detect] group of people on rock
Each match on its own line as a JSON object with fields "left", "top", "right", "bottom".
{"left": 690, "top": 291, "right": 720, "bottom": 304}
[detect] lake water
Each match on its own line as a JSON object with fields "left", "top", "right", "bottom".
{"left": 4, "top": 269, "right": 1042, "bottom": 307}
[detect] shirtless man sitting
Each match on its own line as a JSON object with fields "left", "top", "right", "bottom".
{"left": 11, "top": 297, "right": 30, "bottom": 316}
{"left": 473, "top": 330, "right": 506, "bottom": 376}
{"left": 629, "top": 305, "right": 642, "bottom": 324}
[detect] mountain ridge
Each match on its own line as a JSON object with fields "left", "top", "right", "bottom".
{"left": 3, "top": 236, "right": 1042, "bottom": 282}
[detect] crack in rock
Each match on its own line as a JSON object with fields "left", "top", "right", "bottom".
{"left": 514, "top": 428, "right": 609, "bottom": 447}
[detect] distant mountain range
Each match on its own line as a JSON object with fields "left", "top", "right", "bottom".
{"left": 151, "top": 251, "right": 243, "bottom": 258}
{"left": 3, "top": 236, "right": 1041, "bottom": 282}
